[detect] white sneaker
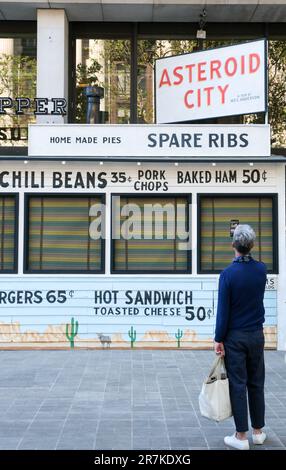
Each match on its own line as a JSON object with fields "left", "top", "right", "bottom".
{"left": 252, "top": 431, "right": 266, "bottom": 445}
{"left": 224, "top": 433, "right": 250, "bottom": 450}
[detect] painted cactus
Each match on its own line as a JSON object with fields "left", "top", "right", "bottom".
{"left": 128, "top": 326, "right": 137, "bottom": 348}
{"left": 66, "top": 317, "right": 79, "bottom": 349}
{"left": 175, "top": 329, "right": 184, "bottom": 348}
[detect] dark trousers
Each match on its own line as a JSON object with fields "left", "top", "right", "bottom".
{"left": 224, "top": 329, "right": 265, "bottom": 433}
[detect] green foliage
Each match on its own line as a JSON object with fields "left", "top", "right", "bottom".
{"left": 102, "top": 40, "right": 131, "bottom": 123}
{"left": 75, "top": 39, "right": 131, "bottom": 123}
{"left": 175, "top": 329, "right": 184, "bottom": 348}
{"left": 75, "top": 37, "right": 286, "bottom": 144}
{"left": 128, "top": 326, "right": 137, "bottom": 348}
{"left": 137, "top": 40, "right": 197, "bottom": 123}
{"left": 266, "top": 41, "right": 286, "bottom": 147}
{"left": 0, "top": 53, "right": 36, "bottom": 97}
{"left": 104, "top": 39, "right": 131, "bottom": 63}
{"left": 2, "top": 38, "right": 283, "bottom": 146}
{"left": 0, "top": 54, "right": 36, "bottom": 135}
{"left": 229, "top": 40, "right": 286, "bottom": 147}
{"left": 65, "top": 317, "right": 79, "bottom": 349}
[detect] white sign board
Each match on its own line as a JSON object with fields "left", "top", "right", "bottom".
{"left": 155, "top": 39, "right": 267, "bottom": 123}
{"left": 28, "top": 124, "right": 271, "bottom": 157}
{"left": 0, "top": 277, "right": 277, "bottom": 349}
{"left": 0, "top": 162, "right": 277, "bottom": 191}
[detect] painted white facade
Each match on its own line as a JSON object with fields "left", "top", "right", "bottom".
{"left": 28, "top": 124, "right": 271, "bottom": 158}
{"left": 0, "top": 8, "right": 285, "bottom": 350}
{"left": 0, "top": 161, "right": 285, "bottom": 349}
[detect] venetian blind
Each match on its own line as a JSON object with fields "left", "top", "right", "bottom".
{"left": 113, "top": 196, "right": 190, "bottom": 272}
{"left": 27, "top": 196, "right": 103, "bottom": 272}
{"left": 0, "top": 196, "right": 17, "bottom": 272}
{"left": 200, "top": 196, "right": 274, "bottom": 272}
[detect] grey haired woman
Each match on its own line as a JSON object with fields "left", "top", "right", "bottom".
{"left": 214, "top": 224, "right": 267, "bottom": 450}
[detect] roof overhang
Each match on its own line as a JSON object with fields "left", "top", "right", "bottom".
{"left": 1, "top": 1, "right": 286, "bottom": 23}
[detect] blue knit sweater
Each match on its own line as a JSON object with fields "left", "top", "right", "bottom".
{"left": 214, "top": 256, "right": 267, "bottom": 343}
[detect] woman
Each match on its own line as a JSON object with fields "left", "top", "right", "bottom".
{"left": 214, "top": 224, "right": 267, "bottom": 450}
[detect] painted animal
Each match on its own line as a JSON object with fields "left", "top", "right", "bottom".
{"left": 97, "top": 333, "right": 111, "bottom": 348}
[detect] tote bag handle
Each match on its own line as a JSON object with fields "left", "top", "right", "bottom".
{"left": 207, "top": 356, "right": 227, "bottom": 381}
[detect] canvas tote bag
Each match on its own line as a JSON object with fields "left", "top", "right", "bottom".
{"left": 199, "top": 355, "right": 232, "bottom": 422}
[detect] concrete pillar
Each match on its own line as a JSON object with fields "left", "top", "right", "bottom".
{"left": 37, "top": 9, "right": 68, "bottom": 123}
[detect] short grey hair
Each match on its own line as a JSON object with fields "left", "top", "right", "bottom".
{"left": 232, "top": 224, "right": 256, "bottom": 254}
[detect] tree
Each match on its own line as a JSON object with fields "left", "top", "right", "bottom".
{"left": 265, "top": 41, "right": 286, "bottom": 147}
{"left": 0, "top": 54, "right": 36, "bottom": 146}
{"left": 75, "top": 39, "right": 131, "bottom": 123}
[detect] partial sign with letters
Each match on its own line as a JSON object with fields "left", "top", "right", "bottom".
{"left": 28, "top": 124, "right": 271, "bottom": 157}
{"left": 0, "top": 277, "right": 277, "bottom": 349}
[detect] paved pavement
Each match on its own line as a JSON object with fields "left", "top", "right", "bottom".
{"left": 0, "top": 350, "right": 285, "bottom": 450}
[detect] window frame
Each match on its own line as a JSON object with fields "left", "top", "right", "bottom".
{"left": 0, "top": 193, "right": 19, "bottom": 274}
{"left": 70, "top": 31, "right": 134, "bottom": 124}
{"left": 197, "top": 193, "right": 279, "bottom": 275}
{"left": 0, "top": 22, "right": 37, "bottom": 157}
{"left": 23, "top": 192, "right": 105, "bottom": 274}
{"left": 110, "top": 192, "right": 192, "bottom": 275}
{"left": 69, "top": 23, "right": 286, "bottom": 154}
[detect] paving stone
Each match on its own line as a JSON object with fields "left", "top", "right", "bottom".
{"left": 17, "top": 438, "right": 58, "bottom": 450}
{"left": 0, "top": 350, "right": 285, "bottom": 449}
{"left": 0, "top": 438, "right": 22, "bottom": 450}
{"left": 56, "top": 438, "right": 95, "bottom": 450}
{"left": 4, "top": 408, "right": 39, "bottom": 420}
{"left": 187, "top": 447, "right": 210, "bottom": 450}
{"left": 0, "top": 420, "right": 32, "bottom": 438}
{"left": 204, "top": 436, "right": 228, "bottom": 447}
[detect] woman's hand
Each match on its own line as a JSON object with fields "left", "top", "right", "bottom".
{"left": 214, "top": 341, "right": 225, "bottom": 357}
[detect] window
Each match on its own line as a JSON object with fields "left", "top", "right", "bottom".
{"left": 0, "top": 195, "right": 18, "bottom": 273}
{"left": 25, "top": 195, "right": 104, "bottom": 273}
{"left": 136, "top": 39, "right": 285, "bottom": 148}
{"left": 75, "top": 39, "right": 131, "bottom": 123}
{"left": 0, "top": 35, "right": 37, "bottom": 147}
{"left": 112, "top": 195, "right": 191, "bottom": 273}
{"left": 198, "top": 195, "right": 277, "bottom": 273}
{"left": 71, "top": 27, "right": 286, "bottom": 148}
